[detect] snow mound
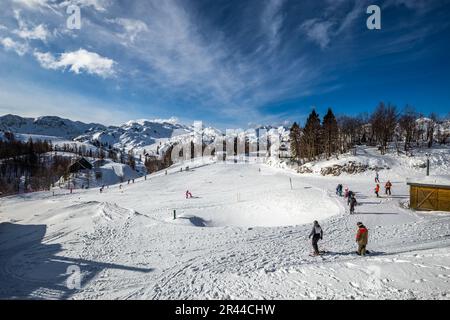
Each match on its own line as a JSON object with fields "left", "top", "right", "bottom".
{"left": 97, "top": 202, "right": 134, "bottom": 221}
{"left": 161, "top": 163, "right": 341, "bottom": 228}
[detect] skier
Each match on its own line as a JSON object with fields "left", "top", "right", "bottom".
{"left": 308, "top": 221, "right": 323, "bottom": 256}
{"left": 185, "top": 190, "right": 193, "bottom": 199}
{"left": 347, "top": 190, "right": 354, "bottom": 205}
{"left": 336, "top": 184, "right": 343, "bottom": 197}
{"left": 385, "top": 180, "right": 392, "bottom": 196}
{"left": 344, "top": 187, "right": 349, "bottom": 199}
{"left": 375, "top": 171, "right": 380, "bottom": 183}
{"left": 375, "top": 184, "right": 380, "bottom": 198}
{"left": 349, "top": 195, "right": 357, "bottom": 214}
{"left": 356, "top": 222, "right": 369, "bottom": 256}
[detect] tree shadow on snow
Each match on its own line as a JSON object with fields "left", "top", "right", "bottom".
{"left": 0, "top": 222, "right": 153, "bottom": 300}
{"left": 325, "top": 250, "right": 387, "bottom": 257}
{"left": 358, "top": 201, "right": 383, "bottom": 205}
{"left": 355, "top": 212, "right": 398, "bottom": 215}
{"left": 178, "top": 216, "right": 209, "bottom": 227}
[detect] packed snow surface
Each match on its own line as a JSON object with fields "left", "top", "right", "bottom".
{"left": 1, "top": 148, "right": 450, "bottom": 300}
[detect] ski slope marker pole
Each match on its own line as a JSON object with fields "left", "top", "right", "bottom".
{"left": 173, "top": 209, "right": 176, "bottom": 220}
{"left": 290, "top": 177, "right": 293, "bottom": 190}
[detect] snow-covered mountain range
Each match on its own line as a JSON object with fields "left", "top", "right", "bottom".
{"left": 0, "top": 114, "right": 290, "bottom": 158}
{"left": 0, "top": 114, "right": 106, "bottom": 139}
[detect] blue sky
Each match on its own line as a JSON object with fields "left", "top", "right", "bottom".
{"left": 0, "top": 0, "right": 449, "bottom": 128}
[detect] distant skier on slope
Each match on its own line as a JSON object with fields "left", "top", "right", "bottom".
{"left": 375, "top": 171, "right": 380, "bottom": 183}
{"left": 185, "top": 190, "right": 193, "bottom": 199}
{"left": 347, "top": 190, "right": 354, "bottom": 205}
{"left": 374, "top": 184, "right": 380, "bottom": 198}
{"left": 385, "top": 180, "right": 392, "bottom": 196}
{"left": 349, "top": 195, "right": 357, "bottom": 215}
{"left": 336, "top": 184, "right": 343, "bottom": 197}
{"left": 308, "top": 221, "right": 323, "bottom": 256}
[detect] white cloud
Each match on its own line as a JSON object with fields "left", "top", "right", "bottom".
{"left": 34, "top": 48, "right": 116, "bottom": 77}
{"left": 14, "top": 24, "right": 50, "bottom": 41}
{"left": 301, "top": 19, "right": 334, "bottom": 49}
{"left": 261, "top": 0, "right": 285, "bottom": 49}
{"left": 112, "top": 18, "right": 149, "bottom": 43}
{"left": 11, "top": 9, "right": 51, "bottom": 41}
{"left": 58, "top": 0, "right": 111, "bottom": 12}
{"left": 0, "top": 37, "right": 28, "bottom": 56}
{"left": 12, "top": 0, "right": 56, "bottom": 12}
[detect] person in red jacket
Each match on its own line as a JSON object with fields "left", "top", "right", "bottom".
{"left": 356, "top": 222, "right": 369, "bottom": 256}
{"left": 374, "top": 184, "right": 380, "bottom": 198}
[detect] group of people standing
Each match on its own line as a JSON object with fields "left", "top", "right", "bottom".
{"left": 309, "top": 220, "right": 369, "bottom": 256}
{"left": 374, "top": 171, "right": 393, "bottom": 197}
{"left": 336, "top": 184, "right": 358, "bottom": 214}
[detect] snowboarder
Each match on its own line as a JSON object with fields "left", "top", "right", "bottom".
{"left": 385, "top": 180, "right": 392, "bottom": 196}
{"left": 375, "top": 184, "right": 380, "bottom": 198}
{"left": 375, "top": 171, "right": 380, "bottom": 183}
{"left": 349, "top": 195, "right": 357, "bottom": 214}
{"left": 356, "top": 222, "right": 369, "bottom": 256}
{"left": 185, "top": 190, "right": 193, "bottom": 199}
{"left": 308, "top": 221, "right": 323, "bottom": 256}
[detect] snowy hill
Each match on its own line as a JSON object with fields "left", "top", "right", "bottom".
{"left": 1, "top": 146, "right": 450, "bottom": 299}
{"left": 54, "top": 158, "right": 140, "bottom": 189}
{"left": 0, "top": 114, "right": 106, "bottom": 139}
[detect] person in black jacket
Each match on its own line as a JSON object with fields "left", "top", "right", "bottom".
{"left": 349, "top": 195, "right": 357, "bottom": 214}
{"left": 308, "top": 221, "right": 323, "bottom": 256}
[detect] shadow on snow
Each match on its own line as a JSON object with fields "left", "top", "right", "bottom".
{"left": 0, "top": 222, "right": 153, "bottom": 300}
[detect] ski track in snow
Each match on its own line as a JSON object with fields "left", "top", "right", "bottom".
{"left": 1, "top": 150, "right": 450, "bottom": 300}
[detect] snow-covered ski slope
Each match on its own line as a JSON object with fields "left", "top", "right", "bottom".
{"left": 1, "top": 148, "right": 450, "bottom": 299}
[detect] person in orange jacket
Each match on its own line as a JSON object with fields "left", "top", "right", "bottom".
{"left": 374, "top": 184, "right": 380, "bottom": 197}
{"left": 385, "top": 180, "right": 392, "bottom": 195}
{"left": 356, "top": 222, "right": 369, "bottom": 256}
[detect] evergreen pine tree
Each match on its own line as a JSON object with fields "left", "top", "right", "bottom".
{"left": 289, "top": 122, "right": 302, "bottom": 161}
{"left": 322, "top": 108, "right": 339, "bottom": 159}
{"left": 302, "top": 110, "right": 321, "bottom": 160}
